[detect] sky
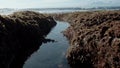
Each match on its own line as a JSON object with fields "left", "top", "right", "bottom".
{"left": 0, "top": 0, "right": 120, "bottom": 8}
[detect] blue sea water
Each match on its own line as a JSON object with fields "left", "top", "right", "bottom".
{"left": 0, "top": 7, "right": 120, "bottom": 15}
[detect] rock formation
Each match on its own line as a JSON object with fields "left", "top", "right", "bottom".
{"left": 0, "top": 11, "right": 56, "bottom": 68}
{"left": 49, "top": 10, "right": 120, "bottom": 68}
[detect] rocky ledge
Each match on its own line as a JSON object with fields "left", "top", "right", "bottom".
{"left": 0, "top": 11, "right": 56, "bottom": 68}
{"left": 49, "top": 10, "right": 120, "bottom": 68}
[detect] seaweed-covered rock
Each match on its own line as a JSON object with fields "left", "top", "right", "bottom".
{"left": 0, "top": 11, "right": 56, "bottom": 68}
{"left": 51, "top": 11, "right": 120, "bottom": 68}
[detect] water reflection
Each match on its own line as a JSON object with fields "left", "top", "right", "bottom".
{"left": 43, "top": 38, "right": 56, "bottom": 43}
{"left": 0, "top": 36, "right": 57, "bottom": 68}
{"left": 23, "top": 21, "right": 70, "bottom": 68}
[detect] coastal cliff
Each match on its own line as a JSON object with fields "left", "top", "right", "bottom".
{"left": 0, "top": 11, "right": 56, "bottom": 68}
{"left": 49, "top": 10, "right": 120, "bottom": 68}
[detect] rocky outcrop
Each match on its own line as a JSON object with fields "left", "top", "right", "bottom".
{"left": 49, "top": 11, "right": 120, "bottom": 68}
{"left": 64, "top": 11, "right": 120, "bottom": 68}
{"left": 0, "top": 11, "right": 56, "bottom": 68}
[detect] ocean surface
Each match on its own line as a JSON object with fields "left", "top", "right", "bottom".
{"left": 0, "top": 7, "right": 120, "bottom": 15}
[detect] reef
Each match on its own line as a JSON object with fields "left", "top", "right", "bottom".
{"left": 0, "top": 11, "right": 56, "bottom": 68}
{"left": 49, "top": 10, "right": 120, "bottom": 68}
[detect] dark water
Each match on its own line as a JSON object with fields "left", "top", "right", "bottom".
{"left": 23, "top": 21, "right": 70, "bottom": 68}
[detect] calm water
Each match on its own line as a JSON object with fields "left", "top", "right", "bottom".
{"left": 23, "top": 21, "right": 70, "bottom": 68}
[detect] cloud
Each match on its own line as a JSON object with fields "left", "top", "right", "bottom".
{"left": 0, "top": 0, "right": 120, "bottom": 8}
{"left": 0, "top": 0, "right": 73, "bottom": 8}
{"left": 89, "top": 0, "right": 120, "bottom": 7}
{"left": 40, "top": 0, "right": 70, "bottom": 3}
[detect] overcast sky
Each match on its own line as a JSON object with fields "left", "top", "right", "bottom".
{"left": 0, "top": 0, "right": 120, "bottom": 8}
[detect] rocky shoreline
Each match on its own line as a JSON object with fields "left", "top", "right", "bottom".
{"left": 48, "top": 10, "right": 120, "bottom": 68}
{"left": 0, "top": 11, "right": 56, "bottom": 68}
{"left": 1, "top": 10, "right": 120, "bottom": 68}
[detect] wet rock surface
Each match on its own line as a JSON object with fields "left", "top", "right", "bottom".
{"left": 50, "top": 10, "right": 120, "bottom": 68}
{"left": 0, "top": 11, "right": 56, "bottom": 68}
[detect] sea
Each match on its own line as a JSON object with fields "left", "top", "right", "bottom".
{"left": 0, "top": 6, "right": 120, "bottom": 15}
